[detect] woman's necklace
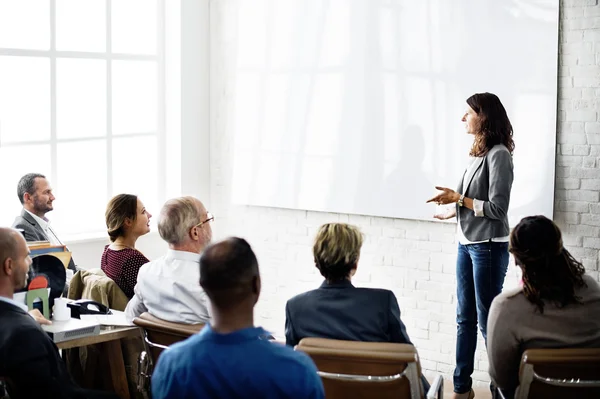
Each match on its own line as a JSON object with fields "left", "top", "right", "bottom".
{"left": 111, "top": 240, "right": 134, "bottom": 250}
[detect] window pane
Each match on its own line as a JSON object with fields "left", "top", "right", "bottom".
{"left": 237, "top": 0, "right": 267, "bottom": 68}
{"left": 0, "top": 56, "right": 50, "bottom": 143}
{"left": 112, "top": 61, "right": 157, "bottom": 134}
{"left": 0, "top": 0, "right": 50, "bottom": 50}
{"left": 112, "top": 135, "right": 158, "bottom": 215}
{"left": 57, "top": 58, "right": 106, "bottom": 139}
{"left": 53, "top": 140, "right": 107, "bottom": 236}
{"left": 0, "top": 145, "right": 51, "bottom": 227}
{"left": 111, "top": 0, "right": 157, "bottom": 55}
{"left": 56, "top": 0, "right": 106, "bottom": 52}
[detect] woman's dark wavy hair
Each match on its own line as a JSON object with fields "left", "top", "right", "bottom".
{"left": 467, "top": 92, "right": 515, "bottom": 157}
{"left": 510, "top": 215, "right": 586, "bottom": 313}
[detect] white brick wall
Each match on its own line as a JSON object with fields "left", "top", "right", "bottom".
{"left": 210, "top": 0, "right": 600, "bottom": 388}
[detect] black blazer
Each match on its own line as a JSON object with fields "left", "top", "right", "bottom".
{"left": 285, "top": 280, "right": 412, "bottom": 347}
{"left": 12, "top": 209, "right": 76, "bottom": 271}
{"left": 0, "top": 300, "right": 80, "bottom": 398}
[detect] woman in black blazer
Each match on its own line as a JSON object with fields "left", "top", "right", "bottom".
{"left": 427, "top": 93, "right": 514, "bottom": 399}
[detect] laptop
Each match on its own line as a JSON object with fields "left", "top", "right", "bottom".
{"left": 42, "top": 318, "right": 101, "bottom": 343}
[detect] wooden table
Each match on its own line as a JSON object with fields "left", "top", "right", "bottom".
{"left": 57, "top": 325, "right": 140, "bottom": 350}
{"left": 58, "top": 326, "right": 141, "bottom": 399}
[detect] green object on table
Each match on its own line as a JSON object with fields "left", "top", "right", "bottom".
{"left": 26, "top": 288, "right": 50, "bottom": 319}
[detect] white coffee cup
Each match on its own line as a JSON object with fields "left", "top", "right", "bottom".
{"left": 53, "top": 297, "right": 71, "bottom": 321}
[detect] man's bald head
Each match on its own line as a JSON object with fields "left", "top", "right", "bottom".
{"left": 0, "top": 228, "right": 21, "bottom": 267}
{"left": 200, "top": 237, "right": 260, "bottom": 310}
{"left": 0, "top": 227, "right": 31, "bottom": 293}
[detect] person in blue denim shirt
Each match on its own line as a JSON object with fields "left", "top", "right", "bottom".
{"left": 428, "top": 93, "right": 515, "bottom": 399}
{"left": 151, "top": 237, "right": 324, "bottom": 399}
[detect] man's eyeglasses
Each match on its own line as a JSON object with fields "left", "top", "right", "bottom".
{"left": 194, "top": 212, "right": 214, "bottom": 228}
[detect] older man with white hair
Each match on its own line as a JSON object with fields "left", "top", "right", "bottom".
{"left": 125, "top": 196, "right": 213, "bottom": 324}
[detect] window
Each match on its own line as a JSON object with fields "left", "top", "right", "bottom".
{"left": 0, "top": 0, "right": 173, "bottom": 238}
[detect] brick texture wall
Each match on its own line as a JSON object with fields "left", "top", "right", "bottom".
{"left": 210, "top": 0, "right": 600, "bottom": 387}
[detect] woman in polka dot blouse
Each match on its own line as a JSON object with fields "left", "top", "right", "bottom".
{"left": 101, "top": 194, "right": 152, "bottom": 298}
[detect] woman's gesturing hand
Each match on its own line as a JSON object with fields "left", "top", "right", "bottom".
{"left": 426, "top": 186, "right": 460, "bottom": 205}
{"left": 433, "top": 208, "right": 456, "bottom": 220}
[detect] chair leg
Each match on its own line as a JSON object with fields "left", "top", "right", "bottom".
{"left": 137, "top": 351, "right": 151, "bottom": 399}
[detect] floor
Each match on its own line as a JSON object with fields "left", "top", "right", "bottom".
{"left": 442, "top": 380, "right": 492, "bottom": 399}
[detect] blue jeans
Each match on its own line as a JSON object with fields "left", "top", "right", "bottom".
{"left": 453, "top": 241, "right": 509, "bottom": 394}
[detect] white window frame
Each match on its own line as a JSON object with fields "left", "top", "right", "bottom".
{"left": 0, "top": 0, "right": 168, "bottom": 238}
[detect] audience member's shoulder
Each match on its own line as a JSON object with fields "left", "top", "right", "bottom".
{"left": 582, "top": 274, "right": 600, "bottom": 288}
{"left": 136, "top": 261, "right": 151, "bottom": 278}
{"left": 578, "top": 274, "right": 600, "bottom": 299}
{"left": 493, "top": 285, "right": 525, "bottom": 307}
{"left": 137, "top": 255, "right": 162, "bottom": 275}
{"left": 355, "top": 286, "right": 394, "bottom": 298}
{"left": 122, "top": 248, "right": 149, "bottom": 264}
{"left": 133, "top": 248, "right": 150, "bottom": 261}
{"left": 4, "top": 314, "right": 47, "bottom": 341}
{"left": 12, "top": 216, "right": 26, "bottom": 228}
{"left": 287, "top": 288, "right": 321, "bottom": 305}
{"left": 158, "top": 331, "right": 206, "bottom": 364}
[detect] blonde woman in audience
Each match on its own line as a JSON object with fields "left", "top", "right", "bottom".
{"left": 285, "top": 222, "right": 429, "bottom": 393}
{"left": 487, "top": 215, "right": 600, "bottom": 397}
{"left": 101, "top": 194, "right": 151, "bottom": 298}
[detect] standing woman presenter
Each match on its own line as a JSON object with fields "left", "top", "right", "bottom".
{"left": 427, "top": 92, "right": 514, "bottom": 399}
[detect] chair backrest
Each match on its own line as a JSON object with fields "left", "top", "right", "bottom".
{"left": 296, "top": 338, "right": 423, "bottom": 399}
{"left": 517, "top": 348, "right": 600, "bottom": 399}
{"left": 133, "top": 312, "right": 204, "bottom": 364}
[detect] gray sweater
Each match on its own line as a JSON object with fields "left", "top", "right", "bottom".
{"left": 487, "top": 274, "right": 600, "bottom": 392}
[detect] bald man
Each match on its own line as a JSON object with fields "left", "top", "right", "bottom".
{"left": 0, "top": 228, "right": 117, "bottom": 399}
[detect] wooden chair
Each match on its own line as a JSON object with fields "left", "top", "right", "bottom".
{"left": 296, "top": 338, "right": 443, "bottom": 399}
{"left": 498, "top": 348, "right": 600, "bottom": 399}
{"left": 132, "top": 312, "right": 204, "bottom": 395}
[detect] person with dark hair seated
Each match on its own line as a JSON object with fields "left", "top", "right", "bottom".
{"left": 101, "top": 194, "right": 151, "bottom": 298}
{"left": 285, "top": 223, "right": 429, "bottom": 391}
{"left": 0, "top": 227, "right": 117, "bottom": 399}
{"left": 488, "top": 215, "right": 600, "bottom": 397}
{"left": 12, "top": 173, "right": 76, "bottom": 272}
{"left": 151, "top": 237, "right": 324, "bottom": 399}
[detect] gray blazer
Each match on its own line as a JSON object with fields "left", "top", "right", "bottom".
{"left": 457, "top": 144, "right": 513, "bottom": 242}
{"left": 12, "top": 209, "right": 76, "bottom": 271}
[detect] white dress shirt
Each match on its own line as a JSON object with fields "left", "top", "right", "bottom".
{"left": 125, "top": 249, "right": 211, "bottom": 324}
{"left": 25, "top": 210, "right": 63, "bottom": 246}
